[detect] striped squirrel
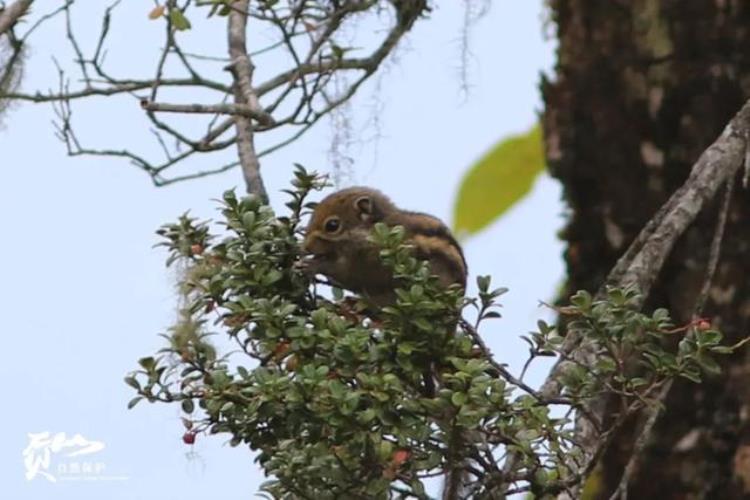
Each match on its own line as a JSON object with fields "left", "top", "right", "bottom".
{"left": 300, "top": 187, "right": 467, "bottom": 305}
{"left": 301, "top": 187, "right": 470, "bottom": 498}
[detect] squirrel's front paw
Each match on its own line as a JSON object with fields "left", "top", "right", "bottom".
{"left": 294, "top": 255, "right": 323, "bottom": 277}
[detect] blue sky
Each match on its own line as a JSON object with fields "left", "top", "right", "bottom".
{"left": 0, "top": 2, "right": 561, "bottom": 498}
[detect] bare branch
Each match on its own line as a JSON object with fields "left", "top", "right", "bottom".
{"left": 140, "top": 99, "right": 275, "bottom": 125}
{"left": 3, "top": 77, "right": 232, "bottom": 102}
{"left": 608, "top": 172, "right": 737, "bottom": 500}
{"left": 226, "top": 0, "right": 266, "bottom": 201}
{"left": 617, "top": 116, "right": 747, "bottom": 296}
{"left": 1, "top": 1, "right": 427, "bottom": 189}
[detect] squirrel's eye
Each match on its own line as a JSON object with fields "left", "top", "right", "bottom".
{"left": 324, "top": 217, "right": 341, "bottom": 233}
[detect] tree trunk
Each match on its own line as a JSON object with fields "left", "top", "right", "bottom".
{"left": 543, "top": 1, "right": 750, "bottom": 498}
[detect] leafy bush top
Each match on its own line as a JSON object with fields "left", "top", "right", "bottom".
{"left": 127, "top": 167, "right": 735, "bottom": 499}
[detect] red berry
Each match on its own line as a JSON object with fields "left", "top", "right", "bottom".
{"left": 190, "top": 244, "right": 204, "bottom": 255}
{"left": 697, "top": 320, "right": 711, "bottom": 331}
{"left": 183, "top": 431, "right": 196, "bottom": 445}
{"left": 392, "top": 449, "right": 410, "bottom": 466}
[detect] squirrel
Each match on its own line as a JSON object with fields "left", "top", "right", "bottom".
{"left": 300, "top": 187, "right": 467, "bottom": 305}
{"left": 302, "top": 187, "right": 470, "bottom": 497}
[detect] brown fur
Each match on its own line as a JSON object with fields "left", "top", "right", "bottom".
{"left": 301, "top": 187, "right": 467, "bottom": 305}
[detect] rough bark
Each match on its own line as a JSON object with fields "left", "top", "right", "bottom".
{"left": 543, "top": 1, "right": 750, "bottom": 498}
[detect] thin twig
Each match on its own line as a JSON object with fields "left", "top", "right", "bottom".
{"left": 607, "top": 380, "right": 672, "bottom": 500}
{"left": 694, "top": 176, "right": 735, "bottom": 316}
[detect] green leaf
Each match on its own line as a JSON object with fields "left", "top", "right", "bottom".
{"left": 357, "top": 408, "right": 377, "bottom": 424}
{"left": 710, "top": 346, "right": 734, "bottom": 354}
{"left": 124, "top": 375, "right": 141, "bottom": 390}
{"left": 169, "top": 9, "right": 192, "bottom": 31}
{"left": 452, "top": 124, "right": 544, "bottom": 237}
{"left": 476, "top": 275, "right": 490, "bottom": 292}
{"left": 696, "top": 354, "right": 721, "bottom": 375}
{"left": 138, "top": 356, "right": 156, "bottom": 370}
{"left": 411, "top": 317, "right": 433, "bottom": 332}
{"left": 182, "top": 398, "right": 195, "bottom": 414}
{"left": 451, "top": 392, "right": 467, "bottom": 407}
{"left": 377, "top": 440, "right": 393, "bottom": 461}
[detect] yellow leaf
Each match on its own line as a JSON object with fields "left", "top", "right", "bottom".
{"left": 148, "top": 5, "right": 165, "bottom": 20}
{"left": 452, "top": 125, "right": 545, "bottom": 237}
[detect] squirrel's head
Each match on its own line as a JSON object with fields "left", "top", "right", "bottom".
{"left": 302, "top": 187, "right": 395, "bottom": 257}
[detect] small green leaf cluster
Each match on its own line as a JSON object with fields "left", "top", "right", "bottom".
{"left": 550, "top": 288, "right": 729, "bottom": 401}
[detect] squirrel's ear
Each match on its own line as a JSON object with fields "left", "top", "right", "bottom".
{"left": 354, "top": 195, "right": 373, "bottom": 221}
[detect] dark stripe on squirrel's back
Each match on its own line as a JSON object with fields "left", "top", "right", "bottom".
{"left": 401, "top": 211, "right": 468, "bottom": 274}
{"left": 411, "top": 234, "right": 467, "bottom": 288}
